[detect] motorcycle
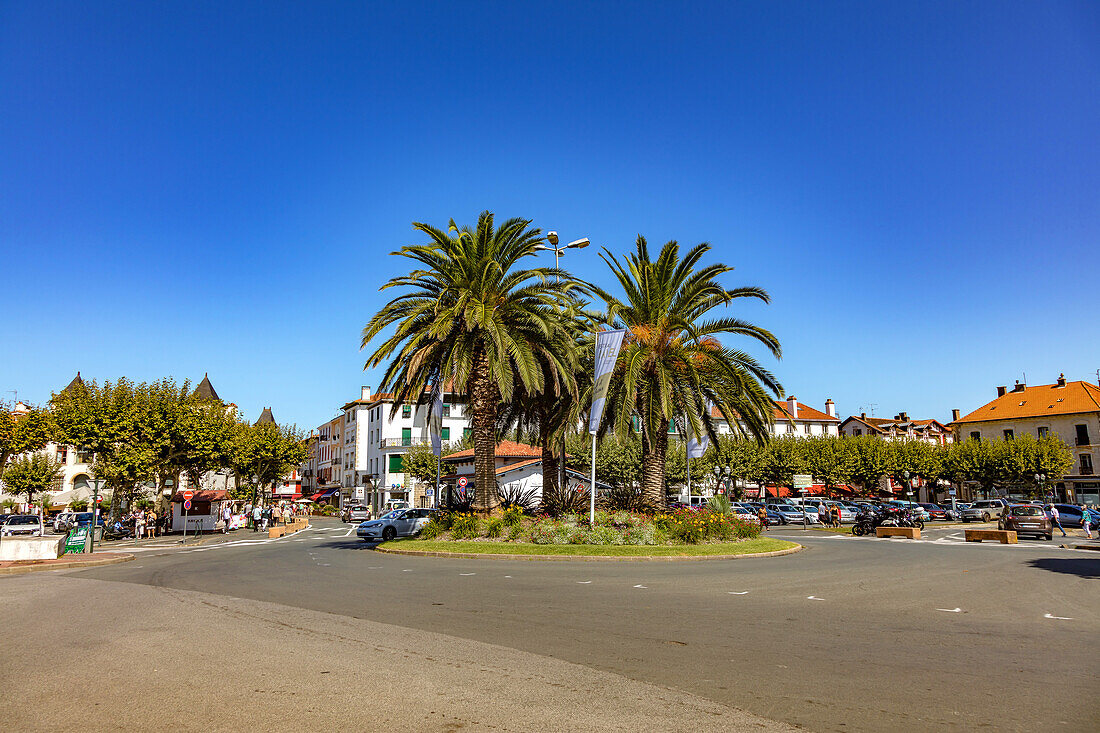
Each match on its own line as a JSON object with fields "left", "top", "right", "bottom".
{"left": 102, "top": 519, "right": 135, "bottom": 540}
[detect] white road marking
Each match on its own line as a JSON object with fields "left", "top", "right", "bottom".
{"left": 503, "top": 575, "right": 512, "bottom": 578}
{"left": 1044, "top": 613, "right": 1073, "bottom": 620}
{"left": 727, "top": 591, "right": 750, "bottom": 595}
{"left": 937, "top": 608, "right": 963, "bottom": 613}
{"left": 577, "top": 581, "right": 592, "bottom": 584}
{"left": 459, "top": 572, "right": 476, "bottom": 576}
{"left": 807, "top": 596, "right": 824, "bottom": 601}
{"left": 368, "top": 566, "right": 383, "bottom": 569}
{"left": 402, "top": 569, "right": 413, "bottom": 572}
{"left": 343, "top": 528, "right": 354, "bottom": 537}
{"left": 633, "top": 584, "right": 647, "bottom": 589}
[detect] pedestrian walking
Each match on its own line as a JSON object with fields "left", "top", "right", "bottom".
{"left": 147, "top": 509, "right": 158, "bottom": 537}
{"left": 1049, "top": 505, "right": 1067, "bottom": 537}
{"left": 222, "top": 503, "right": 232, "bottom": 534}
{"left": 834, "top": 504, "right": 842, "bottom": 528}
{"left": 261, "top": 505, "right": 271, "bottom": 531}
{"left": 252, "top": 504, "right": 262, "bottom": 532}
{"left": 757, "top": 505, "right": 768, "bottom": 530}
{"left": 1083, "top": 506, "right": 1093, "bottom": 540}
{"left": 134, "top": 510, "right": 145, "bottom": 540}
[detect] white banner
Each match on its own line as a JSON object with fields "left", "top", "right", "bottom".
{"left": 429, "top": 392, "right": 444, "bottom": 456}
{"left": 589, "top": 329, "right": 626, "bottom": 434}
{"left": 686, "top": 418, "right": 709, "bottom": 459}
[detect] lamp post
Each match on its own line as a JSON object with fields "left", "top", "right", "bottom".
{"left": 902, "top": 471, "right": 912, "bottom": 508}
{"left": 1034, "top": 472, "right": 1047, "bottom": 503}
{"left": 535, "top": 231, "right": 590, "bottom": 497}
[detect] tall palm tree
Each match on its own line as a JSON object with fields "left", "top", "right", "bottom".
{"left": 592, "top": 236, "right": 783, "bottom": 508}
{"left": 362, "top": 211, "right": 578, "bottom": 511}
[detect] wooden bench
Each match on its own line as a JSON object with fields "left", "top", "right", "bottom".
{"left": 964, "top": 528, "right": 1017, "bottom": 544}
{"left": 875, "top": 526, "right": 920, "bottom": 539}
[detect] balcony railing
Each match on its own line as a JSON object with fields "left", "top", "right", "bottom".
{"left": 1076, "top": 437, "right": 1092, "bottom": 447}
{"left": 382, "top": 437, "right": 431, "bottom": 448}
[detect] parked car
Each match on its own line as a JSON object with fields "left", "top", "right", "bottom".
{"left": 961, "top": 499, "right": 1008, "bottom": 523}
{"left": 1, "top": 514, "right": 44, "bottom": 537}
{"left": 998, "top": 504, "right": 1053, "bottom": 540}
{"left": 885, "top": 500, "right": 929, "bottom": 521}
{"left": 357, "top": 508, "right": 437, "bottom": 542}
{"left": 918, "top": 503, "right": 947, "bottom": 521}
{"left": 343, "top": 505, "right": 373, "bottom": 523}
{"left": 731, "top": 505, "right": 761, "bottom": 524}
{"left": 53, "top": 511, "right": 78, "bottom": 533}
{"left": 1049, "top": 504, "right": 1100, "bottom": 530}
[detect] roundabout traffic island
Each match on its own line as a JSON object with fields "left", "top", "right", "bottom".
{"left": 370, "top": 507, "right": 801, "bottom": 561}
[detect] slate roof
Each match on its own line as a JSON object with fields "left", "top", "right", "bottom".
{"left": 60, "top": 372, "right": 86, "bottom": 395}
{"left": 193, "top": 373, "right": 221, "bottom": 402}
{"left": 254, "top": 407, "right": 276, "bottom": 426}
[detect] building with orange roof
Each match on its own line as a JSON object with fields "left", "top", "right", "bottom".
{"left": 707, "top": 396, "right": 840, "bottom": 439}
{"left": 949, "top": 374, "right": 1100, "bottom": 504}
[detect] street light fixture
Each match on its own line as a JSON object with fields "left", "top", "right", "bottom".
{"left": 902, "top": 470, "right": 912, "bottom": 508}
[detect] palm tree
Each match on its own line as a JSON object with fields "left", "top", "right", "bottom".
{"left": 592, "top": 236, "right": 782, "bottom": 508}
{"left": 362, "top": 211, "right": 578, "bottom": 511}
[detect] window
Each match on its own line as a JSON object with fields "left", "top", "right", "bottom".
{"left": 388, "top": 454, "right": 404, "bottom": 473}
{"left": 402, "top": 405, "right": 412, "bottom": 419}
{"left": 786, "top": 424, "right": 795, "bottom": 434}
{"left": 854, "top": 429, "right": 862, "bottom": 436}
{"left": 970, "top": 431, "right": 981, "bottom": 441}
{"left": 441, "top": 427, "right": 450, "bottom": 440}
{"left": 1075, "top": 424, "right": 1091, "bottom": 447}
{"left": 1037, "top": 427, "right": 1049, "bottom": 438}
{"left": 401, "top": 427, "right": 412, "bottom": 446}
{"left": 804, "top": 423, "right": 811, "bottom": 434}
{"left": 442, "top": 403, "right": 451, "bottom": 417}
{"left": 1081, "top": 454, "right": 1094, "bottom": 475}
{"left": 1003, "top": 429, "right": 1014, "bottom": 440}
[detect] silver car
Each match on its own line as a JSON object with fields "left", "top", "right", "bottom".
{"left": 962, "top": 499, "right": 1008, "bottom": 523}
{"left": 357, "top": 508, "right": 436, "bottom": 542}
{"left": 2, "top": 515, "right": 44, "bottom": 537}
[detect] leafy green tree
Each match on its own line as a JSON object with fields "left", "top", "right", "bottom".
{"left": 1, "top": 454, "right": 62, "bottom": 510}
{"left": 943, "top": 438, "right": 1002, "bottom": 498}
{"left": 401, "top": 443, "right": 445, "bottom": 485}
{"left": 803, "top": 436, "right": 855, "bottom": 497}
{"left": 1031, "top": 435, "right": 1074, "bottom": 497}
{"left": 564, "top": 432, "right": 641, "bottom": 490}
{"left": 228, "top": 421, "right": 309, "bottom": 504}
{"left": 0, "top": 403, "right": 53, "bottom": 470}
{"left": 592, "top": 236, "right": 782, "bottom": 507}
{"left": 761, "top": 437, "right": 807, "bottom": 492}
{"left": 362, "top": 211, "right": 579, "bottom": 510}
{"left": 846, "top": 436, "right": 894, "bottom": 497}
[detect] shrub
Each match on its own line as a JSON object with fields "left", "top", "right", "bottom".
{"left": 419, "top": 518, "right": 446, "bottom": 540}
{"left": 433, "top": 512, "right": 455, "bottom": 531}
{"left": 530, "top": 519, "right": 569, "bottom": 545}
{"left": 498, "top": 485, "right": 539, "bottom": 513}
{"left": 501, "top": 506, "right": 525, "bottom": 527}
{"left": 593, "top": 510, "right": 612, "bottom": 527}
{"left": 733, "top": 517, "right": 761, "bottom": 539}
{"left": 586, "top": 525, "right": 623, "bottom": 545}
{"left": 609, "top": 510, "right": 635, "bottom": 528}
{"left": 507, "top": 522, "right": 524, "bottom": 541}
{"left": 707, "top": 494, "right": 732, "bottom": 515}
{"left": 442, "top": 488, "right": 475, "bottom": 513}
{"left": 319, "top": 505, "right": 338, "bottom": 516}
{"left": 451, "top": 512, "right": 481, "bottom": 540}
{"left": 599, "top": 485, "right": 656, "bottom": 513}
{"left": 485, "top": 516, "right": 504, "bottom": 538}
{"left": 540, "top": 485, "right": 590, "bottom": 517}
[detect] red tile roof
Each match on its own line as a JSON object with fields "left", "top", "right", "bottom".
{"left": 443, "top": 440, "right": 544, "bottom": 461}
{"left": 710, "top": 399, "right": 839, "bottom": 423}
{"left": 953, "top": 380, "right": 1100, "bottom": 424}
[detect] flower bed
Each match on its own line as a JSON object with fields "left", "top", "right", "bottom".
{"left": 417, "top": 507, "right": 762, "bottom": 546}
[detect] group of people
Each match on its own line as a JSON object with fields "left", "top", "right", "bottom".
{"left": 129, "top": 507, "right": 160, "bottom": 538}
{"left": 236, "top": 501, "right": 305, "bottom": 533}
{"left": 1048, "top": 504, "right": 1094, "bottom": 539}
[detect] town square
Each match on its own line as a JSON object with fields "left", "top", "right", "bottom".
{"left": 2, "top": 3, "right": 1097, "bottom": 732}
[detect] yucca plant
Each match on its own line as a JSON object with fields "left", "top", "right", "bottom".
{"left": 592, "top": 236, "right": 782, "bottom": 508}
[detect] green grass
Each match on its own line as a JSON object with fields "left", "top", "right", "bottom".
{"left": 378, "top": 538, "right": 798, "bottom": 556}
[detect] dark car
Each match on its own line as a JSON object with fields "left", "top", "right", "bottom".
{"left": 999, "top": 504, "right": 1053, "bottom": 540}
{"left": 1050, "top": 504, "right": 1099, "bottom": 530}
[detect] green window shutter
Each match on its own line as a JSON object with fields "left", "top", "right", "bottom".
{"left": 401, "top": 427, "right": 411, "bottom": 446}
{"left": 463, "top": 427, "right": 472, "bottom": 439}
{"left": 402, "top": 405, "right": 411, "bottom": 418}
{"left": 388, "top": 454, "right": 404, "bottom": 473}
{"left": 441, "top": 427, "right": 450, "bottom": 440}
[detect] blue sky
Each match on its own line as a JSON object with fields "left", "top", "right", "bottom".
{"left": 2, "top": 1, "right": 1098, "bottom": 430}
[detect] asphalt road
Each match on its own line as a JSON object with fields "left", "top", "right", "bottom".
{"left": 8, "top": 520, "right": 1100, "bottom": 732}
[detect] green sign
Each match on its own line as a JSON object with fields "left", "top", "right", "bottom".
{"left": 63, "top": 527, "right": 89, "bottom": 555}
{"left": 793, "top": 474, "right": 813, "bottom": 489}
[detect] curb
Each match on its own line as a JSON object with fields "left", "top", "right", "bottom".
{"left": 1059, "top": 543, "right": 1100, "bottom": 551}
{"left": 373, "top": 543, "right": 803, "bottom": 562}
{"left": 0, "top": 552, "right": 134, "bottom": 576}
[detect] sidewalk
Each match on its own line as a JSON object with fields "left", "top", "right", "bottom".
{"left": 0, "top": 551, "right": 133, "bottom": 576}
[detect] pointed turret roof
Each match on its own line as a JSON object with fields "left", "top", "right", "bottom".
{"left": 193, "top": 373, "right": 221, "bottom": 402}
{"left": 60, "top": 372, "right": 86, "bottom": 395}
{"left": 254, "top": 407, "right": 275, "bottom": 426}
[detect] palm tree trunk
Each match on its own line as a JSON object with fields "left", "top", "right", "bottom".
{"left": 469, "top": 347, "right": 499, "bottom": 512}
{"left": 641, "top": 419, "right": 670, "bottom": 508}
{"left": 541, "top": 446, "right": 559, "bottom": 497}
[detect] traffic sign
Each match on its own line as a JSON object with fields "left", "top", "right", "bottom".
{"left": 183, "top": 500, "right": 192, "bottom": 510}
{"left": 183, "top": 490, "right": 194, "bottom": 501}
{"left": 458, "top": 477, "right": 468, "bottom": 488}
{"left": 95, "top": 495, "right": 103, "bottom": 503}
{"left": 426, "top": 488, "right": 434, "bottom": 497}
{"left": 793, "top": 474, "right": 813, "bottom": 489}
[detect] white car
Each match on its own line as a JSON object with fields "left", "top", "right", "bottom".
{"left": 357, "top": 508, "right": 437, "bottom": 542}
{"left": 2, "top": 515, "right": 45, "bottom": 537}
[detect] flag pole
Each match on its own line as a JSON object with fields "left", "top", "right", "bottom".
{"left": 590, "top": 333, "right": 597, "bottom": 525}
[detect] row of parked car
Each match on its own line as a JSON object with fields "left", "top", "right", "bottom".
{"left": 676, "top": 498, "right": 958, "bottom": 525}
{"left": 0, "top": 511, "right": 102, "bottom": 538}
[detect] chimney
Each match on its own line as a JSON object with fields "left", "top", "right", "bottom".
{"left": 1056, "top": 373, "right": 1066, "bottom": 388}
{"left": 786, "top": 396, "right": 799, "bottom": 419}
{"left": 824, "top": 399, "right": 836, "bottom": 418}
{"left": 361, "top": 385, "right": 371, "bottom": 401}
{"left": 899, "top": 411, "right": 908, "bottom": 422}
{"left": 997, "top": 386, "right": 1007, "bottom": 397}
{"left": 861, "top": 412, "right": 867, "bottom": 420}
{"left": 951, "top": 409, "right": 960, "bottom": 421}
{"left": 1012, "top": 380, "right": 1025, "bottom": 393}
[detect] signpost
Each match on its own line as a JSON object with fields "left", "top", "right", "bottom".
{"left": 182, "top": 490, "right": 194, "bottom": 539}
{"left": 87, "top": 481, "right": 101, "bottom": 554}
{"left": 63, "top": 527, "right": 89, "bottom": 555}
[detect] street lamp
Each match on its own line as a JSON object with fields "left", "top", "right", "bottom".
{"left": 902, "top": 471, "right": 912, "bottom": 508}
{"left": 1034, "top": 472, "right": 1047, "bottom": 503}
{"left": 536, "top": 230, "right": 590, "bottom": 495}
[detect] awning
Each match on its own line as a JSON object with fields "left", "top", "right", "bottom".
{"left": 308, "top": 489, "right": 338, "bottom": 501}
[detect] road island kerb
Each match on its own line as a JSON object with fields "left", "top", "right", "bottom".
{"left": 0, "top": 552, "right": 134, "bottom": 576}
{"left": 373, "top": 543, "right": 804, "bottom": 562}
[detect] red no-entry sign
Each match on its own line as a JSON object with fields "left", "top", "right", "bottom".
{"left": 183, "top": 490, "right": 194, "bottom": 501}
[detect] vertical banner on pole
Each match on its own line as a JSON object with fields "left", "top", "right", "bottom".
{"left": 589, "top": 329, "right": 626, "bottom": 523}
{"left": 429, "top": 392, "right": 443, "bottom": 508}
